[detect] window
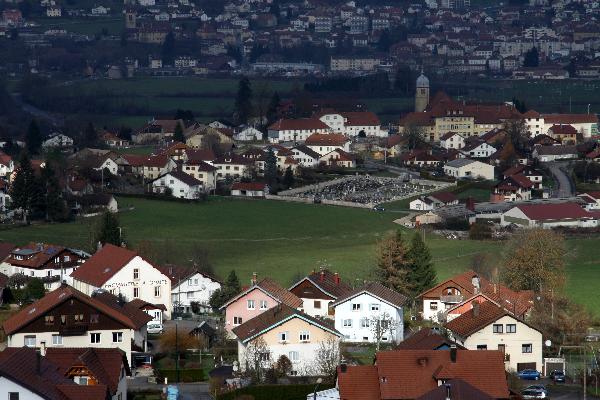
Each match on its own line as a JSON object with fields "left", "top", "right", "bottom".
{"left": 133, "top": 268, "right": 139, "bottom": 280}
{"left": 430, "top": 302, "right": 438, "bottom": 310}
{"left": 278, "top": 332, "right": 288, "bottom": 342}
{"left": 233, "top": 317, "right": 242, "bottom": 325}
{"left": 24, "top": 335, "right": 36, "bottom": 347}
{"left": 260, "top": 300, "right": 268, "bottom": 310}
{"left": 194, "top": 278, "right": 199, "bottom": 285}
{"left": 314, "top": 300, "right": 321, "bottom": 309}
{"left": 522, "top": 344, "right": 533, "bottom": 353}
{"left": 9, "top": 393, "right": 18, "bottom": 400}
{"left": 299, "top": 331, "right": 310, "bottom": 341}
{"left": 360, "top": 318, "right": 370, "bottom": 328}
{"left": 74, "top": 314, "right": 84, "bottom": 322}
{"left": 90, "top": 333, "right": 101, "bottom": 344}
{"left": 45, "top": 315, "right": 55, "bottom": 325}
{"left": 493, "top": 324, "right": 503, "bottom": 333}
{"left": 112, "top": 332, "right": 123, "bottom": 343}
{"left": 52, "top": 335, "right": 63, "bottom": 345}
{"left": 154, "top": 286, "right": 161, "bottom": 297}
{"left": 289, "top": 351, "right": 300, "bottom": 362}
{"left": 477, "top": 345, "right": 488, "bottom": 350}
{"left": 352, "top": 303, "right": 361, "bottom": 311}
{"left": 90, "top": 314, "right": 99, "bottom": 324}
{"left": 188, "top": 279, "right": 193, "bottom": 286}
{"left": 259, "top": 352, "right": 270, "bottom": 362}
{"left": 506, "top": 324, "right": 516, "bottom": 333}
{"left": 247, "top": 300, "right": 255, "bottom": 310}
{"left": 370, "top": 304, "right": 380, "bottom": 312}
{"left": 77, "top": 377, "right": 89, "bottom": 385}
{"left": 133, "top": 287, "right": 139, "bottom": 298}
{"left": 343, "top": 319, "right": 352, "bottom": 327}
{"left": 187, "top": 292, "right": 194, "bottom": 299}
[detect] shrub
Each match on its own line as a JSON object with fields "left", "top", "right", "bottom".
{"left": 157, "top": 368, "right": 205, "bottom": 383}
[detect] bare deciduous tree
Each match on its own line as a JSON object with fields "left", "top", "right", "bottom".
{"left": 369, "top": 312, "right": 397, "bottom": 351}
{"left": 242, "top": 337, "right": 272, "bottom": 382}
{"left": 313, "top": 337, "right": 340, "bottom": 381}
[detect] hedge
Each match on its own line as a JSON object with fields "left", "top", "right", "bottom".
{"left": 217, "top": 384, "right": 333, "bottom": 400}
{"left": 157, "top": 368, "right": 205, "bottom": 382}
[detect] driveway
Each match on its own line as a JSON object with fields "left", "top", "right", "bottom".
{"left": 129, "top": 377, "right": 211, "bottom": 400}
{"left": 546, "top": 162, "right": 575, "bottom": 198}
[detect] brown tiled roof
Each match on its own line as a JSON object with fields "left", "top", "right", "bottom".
{"left": 342, "top": 111, "right": 381, "bottom": 127}
{"left": 543, "top": 113, "right": 598, "bottom": 124}
{"left": 396, "top": 328, "right": 464, "bottom": 350}
{"left": 398, "top": 112, "right": 434, "bottom": 127}
{"left": 0, "top": 347, "right": 107, "bottom": 400}
{"left": 92, "top": 291, "right": 155, "bottom": 328}
{"left": 305, "top": 133, "right": 349, "bottom": 146}
{"left": 430, "top": 191, "right": 458, "bottom": 204}
{"left": 301, "top": 270, "right": 353, "bottom": 299}
{"left": 0, "top": 242, "right": 15, "bottom": 262}
{"left": 268, "top": 118, "right": 329, "bottom": 131}
{"left": 232, "top": 304, "right": 339, "bottom": 342}
{"left": 332, "top": 282, "right": 407, "bottom": 308}
{"left": 495, "top": 173, "right": 533, "bottom": 190}
{"left": 549, "top": 124, "right": 577, "bottom": 135}
{"left": 257, "top": 278, "right": 303, "bottom": 308}
{"left": 6, "top": 243, "right": 72, "bottom": 270}
{"left": 336, "top": 365, "right": 380, "bottom": 400}
{"left": 185, "top": 148, "right": 216, "bottom": 163}
{"left": 338, "top": 349, "right": 510, "bottom": 399}
{"left": 231, "top": 182, "right": 267, "bottom": 191}
{"left": 163, "top": 171, "right": 202, "bottom": 187}
{"left": 515, "top": 202, "right": 591, "bottom": 221}
{"left": 121, "top": 154, "right": 147, "bottom": 166}
{"left": 45, "top": 348, "right": 130, "bottom": 395}
{"left": 444, "top": 301, "right": 508, "bottom": 337}
{"left": 70, "top": 244, "right": 138, "bottom": 287}
{"left": 416, "top": 379, "right": 494, "bottom": 400}
{"left": 142, "top": 154, "right": 171, "bottom": 168}
{"left": 534, "top": 144, "right": 578, "bottom": 156}
{"left": 3, "top": 285, "right": 151, "bottom": 335}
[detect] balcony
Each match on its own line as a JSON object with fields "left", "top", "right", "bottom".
{"left": 440, "top": 295, "right": 464, "bottom": 304}
{"left": 59, "top": 324, "right": 88, "bottom": 336}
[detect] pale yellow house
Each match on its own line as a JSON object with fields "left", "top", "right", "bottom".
{"left": 233, "top": 304, "right": 342, "bottom": 376}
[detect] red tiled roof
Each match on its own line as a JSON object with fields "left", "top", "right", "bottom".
{"left": 268, "top": 118, "right": 329, "bottom": 131}
{"left": 70, "top": 244, "right": 138, "bottom": 287}
{"left": 444, "top": 301, "right": 508, "bottom": 337}
{"left": 399, "top": 112, "right": 434, "bottom": 127}
{"left": 305, "top": 133, "right": 349, "bottom": 146}
{"left": 121, "top": 154, "right": 147, "bottom": 167}
{"left": 3, "top": 284, "right": 151, "bottom": 335}
{"left": 232, "top": 304, "right": 339, "bottom": 342}
{"left": 430, "top": 191, "right": 458, "bottom": 204}
{"left": 232, "top": 182, "right": 267, "bottom": 191}
{"left": 495, "top": 173, "right": 533, "bottom": 190}
{"left": 396, "top": 328, "right": 464, "bottom": 350}
{"left": 515, "top": 202, "right": 591, "bottom": 221}
{"left": 142, "top": 154, "right": 171, "bottom": 168}
{"left": 342, "top": 111, "right": 381, "bottom": 127}
{"left": 339, "top": 350, "right": 510, "bottom": 400}
{"left": 543, "top": 113, "right": 598, "bottom": 124}
{"left": 417, "top": 379, "right": 495, "bottom": 400}
{"left": 6, "top": 243, "right": 84, "bottom": 270}
{"left": 185, "top": 148, "right": 216, "bottom": 162}
{"left": 548, "top": 124, "right": 577, "bottom": 135}
{"left": 521, "top": 109, "right": 541, "bottom": 118}
{"left": 297, "top": 270, "right": 353, "bottom": 299}
{"left": 336, "top": 365, "right": 380, "bottom": 400}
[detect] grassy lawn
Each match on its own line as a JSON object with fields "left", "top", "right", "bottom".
{"left": 0, "top": 197, "right": 598, "bottom": 314}
{"left": 113, "top": 145, "right": 155, "bottom": 155}
{"left": 33, "top": 17, "right": 125, "bottom": 36}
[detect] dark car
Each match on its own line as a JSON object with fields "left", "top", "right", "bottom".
{"left": 518, "top": 369, "right": 541, "bottom": 380}
{"left": 521, "top": 387, "right": 548, "bottom": 399}
{"left": 550, "top": 370, "right": 566, "bottom": 383}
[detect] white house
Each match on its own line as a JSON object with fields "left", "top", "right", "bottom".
{"left": 71, "top": 244, "right": 173, "bottom": 318}
{"left": 289, "top": 269, "right": 353, "bottom": 319}
{"left": 460, "top": 141, "right": 497, "bottom": 158}
{"left": 317, "top": 111, "right": 387, "bottom": 137}
{"left": 152, "top": 171, "right": 204, "bottom": 199}
{"left": 409, "top": 192, "right": 459, "bottom": 211}
{"left": 231, "top": 182, "right": 268, "bottom": 197}
{"left": 291, "top": 145, "right": 320, "bottom": 168}
{"left": 532, "top": 145, "right": 579, "bottom": 162}
{"left": 305, "top": 134, "right": 351, "bottom": 156}
{"left": 235, "top": 126, "right": 263, "bottom": 141}
{"left": 168, "top": 268, "right": 221, "bottom": 314}
{"left": 500, "top": 202, "right": 596, "bottom": 228}
{"left": 444, "top": 159, "right": 495, "bottom": 180}
{"left": 94, "top": 157, "right": 119, "bottom": 175}
{"left": 42, "top": 133, "right": 73, "bottom": 149}
{"left": 332, "top": 282, "right": 406, "bottom": 344}
{"left": 440, "top": 132, "right": 465, "bottom": 150}
{"left": 0, "top": 152, "right": 14, "bottom": 177}
{"left": 445, "top": 300, "right": 543, "bottom": 373}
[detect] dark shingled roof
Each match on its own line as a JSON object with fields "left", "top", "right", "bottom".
{"left": 332, "top": 281, "right": 407, "bottom": 308}
{"left": 416, "top": 379, "right": 494, "bottom": 400}
{"left": 397, "top": 328, "right": 464, "bottom": 350}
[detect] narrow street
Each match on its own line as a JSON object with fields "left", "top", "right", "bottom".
{"left": 546, "top": 162, "right": 575, "bottom": 198}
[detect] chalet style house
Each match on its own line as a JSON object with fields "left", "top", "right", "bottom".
{"left": 289, "top": 269, "right": 353, "bottom": 318}
{"left": 71, "top": 244, "right": 173, "bottom": 318}
{"left": 0, "top": 243, "right": 90, "bottom": 290}
{"left": 3, "top": 284, "right": 152, "bottom": 366}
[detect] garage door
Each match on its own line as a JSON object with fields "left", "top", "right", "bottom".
{"left": 517, "top": 362, "right": 537, "bottom": 372}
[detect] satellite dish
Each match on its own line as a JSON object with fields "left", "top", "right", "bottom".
{"left": 545, "top": 340, "right": 552, "bottom": 347}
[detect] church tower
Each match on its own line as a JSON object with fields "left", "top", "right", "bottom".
{"left": 415, "top": 71, "right": 430, "bottom": 112}
{"left": 125, "top": 9, "right": 137, "bottom": 29}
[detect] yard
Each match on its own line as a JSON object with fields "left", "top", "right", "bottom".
{"left": 0, "top": 197, "right": 597, "bottom": 314}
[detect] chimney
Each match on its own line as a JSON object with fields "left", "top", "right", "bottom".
{"left": 340, "top": 363, "right": 347, "bottom": 373}
{"left": 334, "top": 272, "right": 340, "bottom": 285}
{"left": 450, "top": 345, "right": 457, "bottom": 363}
{"left": 320, "top": 270, "right": 325, "bottom": 282}
{"left": 473, "top": 302, "right": 480, "bottom": 317}
{"left": 445, "top": 383, "right": 452, "bottom": 400}
{"left": 251, "top": 272, "right": 257, "bottom": 285}
{"left": 39, "top": 341, "right": 46, "bottom": 357}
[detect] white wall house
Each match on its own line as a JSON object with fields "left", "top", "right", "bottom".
{"left": 71, "top": 244, "right": 173, "bottom": 318}
{"left": 171, "top": 271, "right": 221, "bottom": 314}
{"left": 332, "top": 282, "right": 406, "bottom": 344}
{"left": 440, "top": 132, "right": 465, "bottom": 149}
{"left": 235, "top": 127, "right": 263, "bottom": 141}
{"left": 151, "top": 171, "right": 204, "bottom": 199}
{"left": 42, "top": 134, "right": 73, "bottom": 149}
{"left": 291, "top": 146, "right": 320, "bottom": 168}
{"left": 460, "top": 142, "right": 497, "bottom": 158}
{"left": 95, "top": 157, "right": 119, "bottom": 175}
{"left": 444, "top": 159, "right": 495, "bottom": 180}
{"left": 445, "top": 302, "right": 543, "bottom": 373}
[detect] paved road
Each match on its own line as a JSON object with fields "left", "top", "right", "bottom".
{"left": 546, "top": 162, "right": 575, "bottom": 198}
{"left": 129, "top": 377, "right": 211, "bottom": 400}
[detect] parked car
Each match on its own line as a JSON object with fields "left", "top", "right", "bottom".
{"left": 550, "top": 370, "right": 566, "bottom": 383}
{"left": 147, "top": 323, "right": 164, "bottom": 334}
{"left": 518, "top": 369, "right": 541, "bottom": 380}
{"left": 521, "top": 387, "right": 548, "bottom": 399}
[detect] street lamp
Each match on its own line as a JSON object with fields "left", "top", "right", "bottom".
{"left": 313, "top": 377, "right": 323, "bottom": 400}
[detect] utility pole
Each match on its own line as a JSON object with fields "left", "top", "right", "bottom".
{"left": 175, "top": 321, "right": 180, "bottom": 384}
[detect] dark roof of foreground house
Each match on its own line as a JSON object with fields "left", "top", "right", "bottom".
{"left": 396, "top": 328, "right": 464, "bottom": 350}
{"left": 416, "top": 379, "right": 494, "bottom": 400}
{"left": 332, "top": 281, "right": 407, "bottom": 309}
{"left": 290, "top": 269, "right": 353, "bottom": 299}
{"left": 221, "top": 277, "right": 303, "bottom": 310}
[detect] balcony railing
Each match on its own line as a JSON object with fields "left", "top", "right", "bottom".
{"left": 440, "top": 295, "right": 463, "bottom": 304}
{"left": 59, "top": 324, "right": 88, "bottom": 336}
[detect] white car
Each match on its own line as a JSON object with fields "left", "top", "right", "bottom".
{"left": 147, "top": 323, "right": 164, "bottom": 334}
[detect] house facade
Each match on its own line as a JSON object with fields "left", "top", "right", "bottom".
{"left": 444, "top": 159, "right": 495, "bottom": 180}
{"left": 152, "top": 171, "right": 204, "bottom": 199}
{"left": 289, "top": 270, "right": 352, "bottom": 318}
{"left": 169, "top": 269, "right": 221, "bottom": 314}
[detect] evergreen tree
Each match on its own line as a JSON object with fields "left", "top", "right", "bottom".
{"left": 82, "top": 122, "right": 98, "bottom": 147}
{"left": 95, "top": 211, "right": 122, "bottom": 247}
{"left": 26, "top": 277, "right": 45, "bottom": 300}
{"left": 173, "top": 122, "right": 185, "bottom": 143}
{"left": 264, "top": 147, "right": 278, "bottom": 187}
{"left": 225, "top": 270, "right": 241, "bottom": 294}
{"left": 283, "top": 166, "right": 294, "bottom": 188}
{"left": 41, "top": 165, "right": 69, "bottom": 222}
{"left": 161, "top": 31, "right": 176, "bottom": 65}
{"left": 209, "top": 269, "right": 242, "bottom": 311}
{"left": 406, "top": 232, "right": 436, "bottom": 298}
{"left": 523, "top": 47, "right": 539, "bottom": 67}
{"left": 376, "top": 230, "right": 412, "bottom": 297}
{"left": 26, "top": 120, "right": 43, "bottom": 155}
{"left": 235, "top": 76, "right": 253, "bottom": 125}
{"left": 10, "top": 152, "right": 38, "bottom": 223}
{"left": 266, "top": 92, "right": 281, "bottom": 125}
